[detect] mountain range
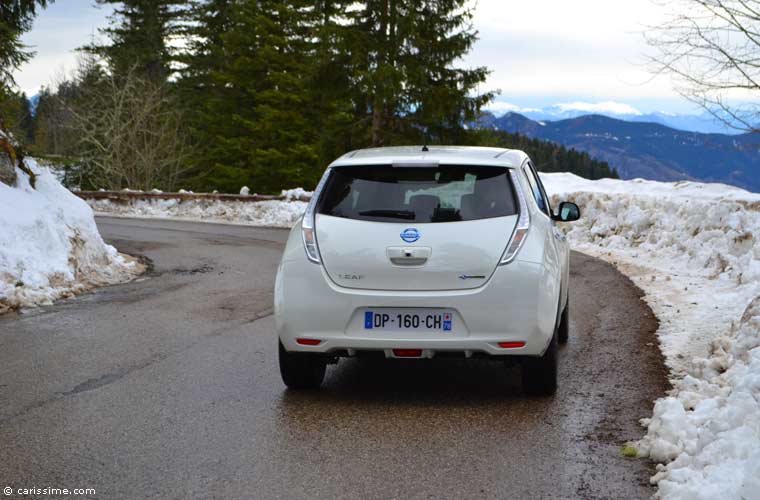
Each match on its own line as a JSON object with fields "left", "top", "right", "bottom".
{"left": 485, "top": 102, "right": 747, "bottom": 135}
{"left": 479, "top": 112, "right": 760, "bottom": 192}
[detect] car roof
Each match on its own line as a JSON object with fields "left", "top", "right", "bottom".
{"left": 330, "top": 146, "right": 528, "bottom": 168}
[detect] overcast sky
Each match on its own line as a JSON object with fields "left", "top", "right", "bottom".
{"left": 14, "top": 0, "right": 691, "bottom": 113}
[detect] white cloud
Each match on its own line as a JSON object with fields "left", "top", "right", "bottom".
{"left": 483, "top": 101, "right": 541, "bottom": 115}
{"left": 463, "top": 0, "right": 676, "bottom": 101}
{"left": 554, "top": 101, "right": 643, "bottom": 115}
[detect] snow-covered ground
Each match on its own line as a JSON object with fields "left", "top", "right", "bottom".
{"left": 86, "top": 190, "right": 310, "bottom": 228}
{"left": 0, "top": 160, "right": 143, "bottom": 313}
{"left": 541, "top": 173, "right": 760, "bottom": 500}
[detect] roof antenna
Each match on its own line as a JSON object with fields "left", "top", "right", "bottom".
{"left": 421, "top": 127, "right": 429, "bottom": 152}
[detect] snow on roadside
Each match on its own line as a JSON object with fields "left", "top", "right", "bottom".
{"left": 280, "top": 187, "right": 312, "bottom": 201}
{"left": 541, "top": 172, "right": 760, "bottom": 499}
{"left": 0, "top": 160, "right": 143, "bottom": 313}
{"left": 86, "top": 190, "right": 311, "bottom": 228}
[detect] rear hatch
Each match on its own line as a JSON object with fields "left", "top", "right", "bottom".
{"left": 314, "top": 164, "right": 518, "bottom": 291}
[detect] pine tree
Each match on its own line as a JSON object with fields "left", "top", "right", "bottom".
{"left": 16, "top": 92, "right": 33, "bottom": 143}
{"left": 192, "top": 0, "right": 319, "bottom": 193}
{"left": 88, "top": 0, "right": 186, "bottom": 82}
{"left": 403, "top": 1, "right": 492, "bottom": 144}
{"left": 176, "top": 0, "right": 232, "bottom": 101}
{"left": 305, "top": 0, "right": 356, "bottom": 166}
{"left": 0, "top": 91, "right": 34, "bottom": 142}
{"left": 32, "top": 86, "right": 71, "bottom": 156}
{"left": 348, "top": 0, "right": 493, "bottom": 146}
{"left": 175, "top": 0, "right": 234, "bottom": 184}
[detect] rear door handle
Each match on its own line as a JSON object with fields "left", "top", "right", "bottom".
{"left": 387, "top": 246, "right": 431, "bottom": 266}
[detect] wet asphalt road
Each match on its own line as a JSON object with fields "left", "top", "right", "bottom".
{"left": 0, "top": 217, "right": 668, "bottom": 500}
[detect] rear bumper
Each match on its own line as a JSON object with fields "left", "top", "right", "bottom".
{"left": 274, "top": 250, "right": 559, "bottom": 357}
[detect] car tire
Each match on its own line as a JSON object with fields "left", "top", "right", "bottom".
{"left": 558, "top": 298, "right": 569, "bottom": 344}
{"left": 278, "top": 341, "right": 327, "bottom": 390}
{"left": 522, "top": 332, "right": 558, "bottom": 396}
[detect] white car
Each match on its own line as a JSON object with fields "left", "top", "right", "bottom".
{"left": 274, "top": 146, "right": 580, "bottom": 395}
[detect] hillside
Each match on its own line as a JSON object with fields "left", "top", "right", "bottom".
{"left": 465, "top": 128, "right": 618, "bottom": 180}
{"left": 484, "top": 112, "right": 760, "bottom": 191}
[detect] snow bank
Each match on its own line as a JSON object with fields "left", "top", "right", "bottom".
{"left": 0, "top": 160, "right": 142, "bottom": 313}
{"left": 541, "top": 172, "right": 760, "bottom": 499}
{"left": 87, "top": 196, "right": 308, "bottom": 228}
{"left": 643, "top": 299, "right": 760, "bottom": 500}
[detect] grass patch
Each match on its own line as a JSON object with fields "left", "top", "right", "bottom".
{"left": 621, "top": 444, "right": 638, "bottom": 458}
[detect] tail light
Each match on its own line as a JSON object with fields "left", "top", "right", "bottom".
{"left": 501, "top": 169, "right": 531, "bottom": 265}
{"left": 301, "top": 168, "right": 331, "bottom": 264}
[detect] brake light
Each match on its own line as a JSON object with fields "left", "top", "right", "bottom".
{"left": 301, "top": 168, "right": 331, "bottom": 264}
{"left": 498, "top": 341, "right": 526, "bottom": 348}
{"left": 501, "top": 169, "right": 531, "bottom": 265}
{"left": 393, "top": 349, "right": 423, "bottom": 357}
{"left": 296, "top": 338, "right": 322, "bottom": 346}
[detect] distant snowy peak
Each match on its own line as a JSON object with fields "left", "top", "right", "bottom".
{"left": 550, "top": 101, "right": 643, "bottom": 116}
{"left": 484, "top": 101, "right": 741, "bottom": 135}
{"left": 483, "top": 101, "right": 541, "bottom": 115}
{"left": 486, "top": 100, "right": 641, "bottom": 119}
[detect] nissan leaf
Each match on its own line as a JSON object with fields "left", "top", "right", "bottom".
{"left": 274, "top": 146, "right": 580, "bottom": 395}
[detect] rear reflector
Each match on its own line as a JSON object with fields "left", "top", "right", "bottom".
{"left": 392, "top": 349, "right": 423, "bottom": 357}
{"left": 498, "top": 341, "right": 526, "bottom": 348}
{"left": 296, "top": 338, "right": 322, "bottom": 346}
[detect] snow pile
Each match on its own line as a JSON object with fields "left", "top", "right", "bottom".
{"left": 542, "top": 173, "right": 760, "bottom": 369}
{"left": 541, "top": 172, "right": 760, "bottom": 499}
{"left": 87, "top": 196, "right": 308, "bottom": 228}
{"left": 0, "top": 160, "right": 142, "bottom": 313}
{"left": 641, "top": 298, "right": 760, "bottom": 499}
{"left": 280, "top": 187, "right": 312, "bottom": 201}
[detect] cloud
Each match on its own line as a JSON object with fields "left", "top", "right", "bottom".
{"left": 553, "top": 101, "right": 643, "bottom": 115}
{"left": 462, "top": 0, "right": 676, "bottom": 100}
{"left": 483, "top": 101, "right": 541, "bottom": 115}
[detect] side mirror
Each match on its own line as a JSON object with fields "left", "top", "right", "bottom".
{"left": 553, "top": 201, "right": 580, "bottom": 222}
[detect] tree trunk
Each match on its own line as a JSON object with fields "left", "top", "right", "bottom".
{"left": 371, "top": 104, "right": 385, "bottom": 147}
{"left": 0, "top": 135, "right": 18, "bottom": 186}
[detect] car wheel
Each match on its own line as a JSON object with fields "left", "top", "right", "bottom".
{"left": 522, "top": 332, "right": 558, "bottom": 396}
{"left": 558, "top": 298, "right": 569, "bottom": 344}
{"left": 278, "top": 341, "right": 327, "bottom": 389}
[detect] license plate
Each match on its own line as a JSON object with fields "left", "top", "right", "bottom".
{"left": 363, "top": 309, "right": 453, "bottom": 331}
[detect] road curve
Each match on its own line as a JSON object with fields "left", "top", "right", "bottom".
{"left": 0, "top": 217, "right": 668, "bottom": 500}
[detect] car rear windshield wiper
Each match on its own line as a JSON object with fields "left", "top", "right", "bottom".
{"left": 358, "top": 209, "right": 416, "bottom": 220}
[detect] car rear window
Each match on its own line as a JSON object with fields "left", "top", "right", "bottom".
{"left": 317, "top": 165, "right": 517, "bottom": 223}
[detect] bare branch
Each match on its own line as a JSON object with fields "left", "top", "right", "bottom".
{"left": 646, "top": 0, "right": 760, "bottom": 133}
{"left": 64, "top": 66, "right": 192, "bottom": 190}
